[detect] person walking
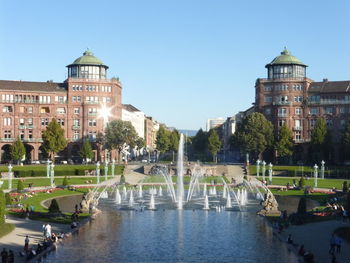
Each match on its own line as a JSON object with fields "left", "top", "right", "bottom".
{"left": 329, "top": 234, "right": 336, "bottom": 254}
{"left": 7, "top": 250, "right": 14, "bottom": 263}
{"left": 335, "top": 235, "right": 342, "bottom": 253}
{"left": 24, "top": 235, "right": 30, "bottom": 253}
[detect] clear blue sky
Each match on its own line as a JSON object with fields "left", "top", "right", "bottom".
{"left": 1, "top": 0, "right": 349, "bottom": 130}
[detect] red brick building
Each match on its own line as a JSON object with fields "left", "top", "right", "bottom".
{"left": 0, "top": 50, "right": 122, "bottom": 162}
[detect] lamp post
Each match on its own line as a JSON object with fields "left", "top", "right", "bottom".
{"left": 46, "top": 159, "right": 50, "bottom": 178}
{"left": 111, "top": 159, "right": 115, "bottom": 177}
{"left": 262, "top": 161, "right": 266, "bottom": 181}
{"left": 246, "top": 153, "right": 249, "bottom": 167}
{"left": 8, "top": 164, "right": 13, "bottom": 190}
{"left": 268, "top": 163, "right": 273, "bottom": 184}
{"left": 321, "top": 160, "right": 325, "bottom": 179}
{"left": 50, "top": 163, "right": 55, "bottom": 188}
{"left": 104, "top": 160, "right": 109, "bottom": 181}
{"left": 256, "top": 160, "right": 261, "bottom": 177}
{"left": 96, "top": 162, "right": 100, "bottom": 184}
{"left": 314, "top": 164, "right": 318, "bottom": 188}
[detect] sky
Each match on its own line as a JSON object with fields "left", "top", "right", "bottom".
{"left": 0, "top": 0, "right": 350, "bottom": 130}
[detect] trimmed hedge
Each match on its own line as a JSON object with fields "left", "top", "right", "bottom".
{"left": 0, "top": 190, "right": 5, "bottom": 224}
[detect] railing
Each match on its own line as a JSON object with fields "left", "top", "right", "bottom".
{"left": 0, "top": 100, "right": 67, "bottom": 104}
{"left": 277, "top": 113, "right": 287, "bottom": 117}
{"left": 84, "top": 101, "right": 99, "bottom": 105}
{"left": 307, "top": 100, "right": 350, "bottom": 105}
{"left": 18, "top": 125, "right": 25, "bottom": 129}
{"left": 27, "top": 125, "right": 33, "bottom": 129}
{"left": 88, "top": 112, "right": 98, "bottom": 116}
{"left": 0, "top": 138, "right": 14, "bottom": 142}
{"left": 293, "top": 127, "right": 302, "bottom": 131}
{"left": 72, "top": 125, "right": 81, "bottom": 130}
{"left": 0, "top": 138, "right": 43, "bottom": 143}
{"left": 273, "top": 101, "right": 292, "bottom": 105}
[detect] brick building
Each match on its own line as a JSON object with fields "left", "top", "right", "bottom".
{"left": 255, "top": 48, "right": 350, "bottom": 159}
{"left": 0, "top": 50, "right": 122, "bottom": 162}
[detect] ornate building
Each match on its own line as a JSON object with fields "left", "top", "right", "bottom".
{"left": 0, "top": 50, "right": 122, "bottom": 162}
{"left": 255, "top": 48, "right": 350, "bottom": 159}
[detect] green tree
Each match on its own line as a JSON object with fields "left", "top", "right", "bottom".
{"left": 192, "top": 128, "right": 208, "bottom": 152}
{"left": 42, "top": 118, "right": 67, "bottom": 161}
{"left": 298, "top": 177, "right": 305, "bottom": 188}
{"left": 62, "top": 176, "right": 69, "bottom": 186}
{"left": 5, "top": 193, "right": 12, "bottom": 206}
{"left": 232, "top": 112, "right": 274, "bottom": 159}
{"left": 135, "top": 137, "right": 145, "bottom": 150}
{"left": 168, "top": 130, "right": 180, "bottom": 152}
{"left": 0, "top": 190, "right": 5, "bottom": 224}
{"left": 208, "top": 129, "right": 222, "bottom": 162}
{"left": 275, "top": 124, "right": 294, "bottom": 163}
{"left": 80, "top": 140, "right": 94, "bottom": 163}
{"left": 10, "top": 137, "right": 25, "bottom": 165}
{"left": 155, "top": 125, "right": 170, "bottom": 153}
{"left": 343, "top": 181, "right": 348, "bottom": 193}
{"left": 48, "top": 199, "right": 60, "bottom": 213}
{"left": 341, "top": 118, "right": 350, "bottom": 161}
{"left": 17, "top": 180, "right": 24, "bottom": 192}
{"left": 105, "top": 120, "right": 138, "bottom": 162}
{"left": 310, "top": 118, "right": 333, "bottom": 162}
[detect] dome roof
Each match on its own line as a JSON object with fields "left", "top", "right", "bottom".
{"left": 266, "top": 48, "right": 306, "bottom": 67}
{"left": 68, "top": 50, "right": 107, "bottom": 67}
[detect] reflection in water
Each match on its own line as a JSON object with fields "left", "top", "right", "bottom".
{"left": 43, "top": 201, "right": 297, "bottom": 263}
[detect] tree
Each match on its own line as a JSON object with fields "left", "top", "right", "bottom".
{"left": 62, "top": 176, "right": 69, "bottom": 186}
{"left": 135, "top": 137, "right": 145, "bottom": 150}
{"left": 208, "top": 129, "right": 221, "bottom": 162}
{"left": 0, "top": 190, "right": 5, "bottom": 224}
{"left": 168, "top": 130, "right": 180, "bottom": 152}
{"left": 10, "top": 137, "right": 25, "bottom": 165}
{"left": 192, "top": 129, "right": 208, "bottom": 152}
{"left": 105, "top": 120, "right": 138, "bottom": 162}
{"left": 297, "top": 197, "right": 307, "bottom": 214}
{"left": 48, "top": 199, "right": 60, "bottom": 213}
{"left": 298, "top": 177, "right": 305, "bottom": 188}
{"left": 80, "top": 140, "right": 94, "bottom": 163}
{"left": 341, "top": 118, "right": 350, "bottom": 161}
{"left": 17, "top": 180, "right": 24, "bottom": 192}
{"left": 5, "top": 193, "right": 12, "bottom": 206}
{"left": 343, "top": 181, "right": 348, "bottom": 193}
{"left": 310, "top": 118, "right": 332, "bottom": 162}
{"left": 275, "top": 124, "right": 294, "bottom": 162}
{"left": 42, "top": 118, "right": 67, "bottom": 161}
{"left": 232, "top": 112, "right": 274, "bottom": 159}
{"left": 155, "top": 125, "right": 170, "bottom": 153}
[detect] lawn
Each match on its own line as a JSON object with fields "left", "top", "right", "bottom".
{"left": 270, "top": 189, "right": 335, "bottom": 205}
{"left": 0, "top": 223, "right": 15, "bottom": 238}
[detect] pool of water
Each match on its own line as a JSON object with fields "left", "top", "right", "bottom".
{"left": 42, "top": 201, "right": 297, "bottom": 263}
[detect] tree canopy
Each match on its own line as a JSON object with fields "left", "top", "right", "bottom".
{"left": 341, "top": 118, "right": 350, "bottom": 161}
{"left": 192, "top": 128, "right": 208, "bottom": 152}
{"left": 310, "top": 118, "right": 332, "bottom": 162}
{"left": 275, "top": 124, "right": 294, "bottom": 159}
{"left": 42, "top": 118, "right": 67, "bottom": 161}
{"left": 155, "top": 125, "right": 170, "bottom": 153}
{"left": 232, "top": 112, "right": 274, "bottom": 158}
{"left": 10, "top": 137, "right": 25, "bottom": 164}
{"left": 80, "top": 140, "right": 94, "bottom": 161}
{"left": 207, "top": 129, "right": 221, "bottom": 162}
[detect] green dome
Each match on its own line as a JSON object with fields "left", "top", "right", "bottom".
{"left": 266, "top": 48, "right": 306, "bottom": 67}
{"left": 69, "top": 50, "right": 107, "bottom": 67}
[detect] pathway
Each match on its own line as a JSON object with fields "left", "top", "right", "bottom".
{"left": 0, "top": 217, "right": 70, "bottom": 263}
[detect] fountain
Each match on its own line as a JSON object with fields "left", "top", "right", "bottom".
{"left": 158, "top": 186, "right": 163, "bottom": 196}
{"left": 225, "top": 192, "right": 232, "bottom": 209}
{"left": 176, "top": 134, "right": 185, "bottom": 209}
{"left": 115, "top": 189, "right": 121, "bottom": 204}
{"left": 149, "top": 194, "right": 156, "bottom": 210}
{"left": 129, "top": 190, "right": 134, "bottom": 207}
{"left": 203, "top": 183, "right": 207, "bottom": 196}
{"left": 138, "top": 185, "right": 143, "bottom": 198}
{"left": 203, "top": 195, "right": 210, "bottom": 210}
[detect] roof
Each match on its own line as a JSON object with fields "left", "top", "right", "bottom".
{"left": 266, "top": 48, "right": 306, "bottom": 67}
{"left": 0, "top": 80, "right": 67, "bottom": 93}
{"left": 67, "top": 50, "right": 108, "bottom": 68}
{"left": 309, "top": 80, "right": 350, "bottom": 93}
{"left": 122, "top": 104, "right": 141, "bottom": 112}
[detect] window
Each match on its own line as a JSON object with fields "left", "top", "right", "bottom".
{"left": 19, "top": 118, "right": 25, "bottom": 125}
{"left": 27, "top": 107, "right": 33, "bottom": 113}
{"left": 340, "top": 119, "right": 346, "bottom": 128}
{"left": 339, "top": 107, "right": 345, "bottom": 114}
{"left": 39, "top": 96, "right": 51, "bottom": 104}
{"left": 326, "top": 119, "right": 333, "bottom": 127}
{"left": 74, "top": 108, "right": 80, "bottom": 114}
{"left": 106, "top": 97, "right": 111, "bottom": 103}
{"left": 295, "top": 120, "right": 302, "bottom": 129}
{"left": 295, "top": 108, "right": 302, "bottom": 115}
{"left": 56, "top": 96, "right": 65, "bottom": 103}
{"left": 73, "top": 119, "right": 80, "bottom": 127}
{"left": 4, "top": 130, "right": 11, "bottom": 139}
{"left": 56, "top": 108, "right": 66, "bottom": 114}
{"left": 41, "top": 118, "right": 49, "bottom": 126}
{"left": 3, "top": 117, "right": 11, "bottom": 126}
{"left": 294, "top": 96, "right": 303, "bottom": 102}
{"left": 20, "top": 130, "right": 24, "bottom": 139}
{"left": 295, "top": 131, "right": 302, "bottom": 141}
{"left": 72, "top": 96, "right": 81, "bottom": 102}
{"left": 310, "top": 119, "right": 317, "bottom": 128}
{"left": 278, "top": 108, "right": 287, "bottom": 117}
{"left": 19, "top": 106, "right": 25, "bottom": 113}
{"left": 264, "top": 108, "right": 271, "bottom": 115}
{"left": 28, "top": 118, "right": 33, "bottom": 127}
{"left": 264, "top": 96, "right": 272, "bottom": 103}
{"left": 40, "top": 107, "right": 50, "bottom": 114}
{"left": 74, "top": 131, "right": 80, "bottom": 140}
{"left": 28, "top": 130, "right": 33, "bottom": 139}
{"left": 309, "top": 108, "right": 318, "bottom": 115}
{"left": 88, "top": 131, "right": 97, "bottom": 140}
{"left": 57, "top": 119, "right": 65, "bottom": 126}
{"left": 325, "top": 107, "right": 333, "bottom": 114}
{"left": 3, "top": 106, "right": 12, "bottom": 112}
{"left": 278, "top": 119, "right": 286, "bottom": 127}
{"left": 88, "top": 119, "right": 97, "bottom": 127}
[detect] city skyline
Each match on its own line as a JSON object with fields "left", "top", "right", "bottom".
{"left": 1, "top": 0, "right": 349, "bottom": 130}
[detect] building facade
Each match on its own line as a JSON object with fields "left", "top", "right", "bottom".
{"left": 255, "top": 48, "right": 350, "bottom": 151}
{"left": 206, "top": 118, "right": 225, "bottom": 132}
{"left": 0, "top": 50, "right": 122, "bottom": 162}
{"left": 122, "top": 104, "right": 145, "bottom": 139}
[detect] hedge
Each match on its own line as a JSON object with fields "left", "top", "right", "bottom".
{"left": 0, "top": 190, "right": 5, "bottom": 224}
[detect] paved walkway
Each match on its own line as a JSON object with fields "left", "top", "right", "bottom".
{"left": 0, "top": 217, "right": 70, "bottom": 262}
{"left": 279, "top": 220, "right": 350, "bottom": 263}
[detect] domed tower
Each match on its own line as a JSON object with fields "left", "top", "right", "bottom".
{"left": 67, "top": 50, "right": 108, "bottom": 79}
{"left": 256, "top": 48, "right": 311, "bottom": 144}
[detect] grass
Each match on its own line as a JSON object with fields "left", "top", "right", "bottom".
{"left": 0, "top": 176, "right": 114, "bottom": 189}
{"left": 270, "top": 189, "right": 334, "bottom": 205}
{"left": 0, "top": 223, "right": 15, "bottom": 238}
{"left": 334, "top": 227, "right": 350, "bottom": 243}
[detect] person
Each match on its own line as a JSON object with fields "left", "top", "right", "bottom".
{"left": 298, "top": 245, "right": 305, "bottom": 256}
{"left": 329, "top": 234, "right": 336, "bottom": 254}
{"left": 331, "top": 253, "right": 338, "bottom": 263}
{"left": 7, "top": 250, "right": 14, "bottom": 263}
{"left": 24, "top": 235, "right": 30, "bottom": 252}
{"left": 45, "top": 223, "right": 52, "bottom": 239}
{"left": 42, "top": 223, "right": 47, "bottom": 238}
{"left": 287, "top": 234, "right": 293, "bottom": 244}
{"left": 343, "top": 209, "right": 348, "bottom": 223}
{"left": 1, "top": 248, "right": 8, "bottom": 263}
{"left": 335, "top": 235, "right": 342, "bottom": 253}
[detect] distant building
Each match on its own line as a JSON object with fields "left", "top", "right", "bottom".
{"left": 206, "top": 118, "right": 225, "bottom": 131}
{"left": 144, "top": 116, "right": 159, "bottom": 151}
{"left": 122, "top": 104, "right": 145, "bottom": 139}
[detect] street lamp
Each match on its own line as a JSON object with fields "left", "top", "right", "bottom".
{"left": 256, "top": 160, "right": 261, "bottom": 177}
{"left": 50, "top": 163, "right": 55, "bottom": 188}
{"left": 262, "top": 161, "right": 266, "bottom": 181}
{"left": 314, "top": 164, "right": 318, "bottom": 188}
{"left": 104, "top": 160, "right": 109, "bottom": 181}
{"left": 111, "top": 159, "right": 115, "bottom": 177}
{"left": 8, "top": 164, "right": 13, "bottom": 190}
{"left": 46, "top": 159, "right": 50, "bottom": 178}
{"left": 321, "top": 160, "right": 325, "bottom": 179}
{"left": 268, "top": 163, "right": 273, "bottom": 184}
{"left": 246, "top": 153, "right": 249, "bottom": 166}
{"left": 96, "top": 161, "right": 100, "bottom": 184}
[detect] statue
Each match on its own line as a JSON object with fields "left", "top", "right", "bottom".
{"left": 257, "top": 193, "right": 281, "bottom": 216}
{"left": 80, "top": 190, "right": 98, "bottom": 213}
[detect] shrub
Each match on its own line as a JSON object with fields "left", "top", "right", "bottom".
{"left": 343, "top": 181, "right": 348, "bottom": 193}
{"left": 0, "top": 190, "right": 5, "bottom": 224}
{"left": 298, "top": 177, "right": 305, "bottom": 188}
{"left": 48, "top": 199, "right": 60, "bottom": 213}
{"left": 17, "top": 180, "right": 24, "bottom": 192}
{"left": 5, "top": 193, "right": 12, "bottom": 205}
{"left": 297, "top": 197, "right": 307, "bottom": 214}
{"left": 62, "top": 176, "right": 69, "bottom": 186}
